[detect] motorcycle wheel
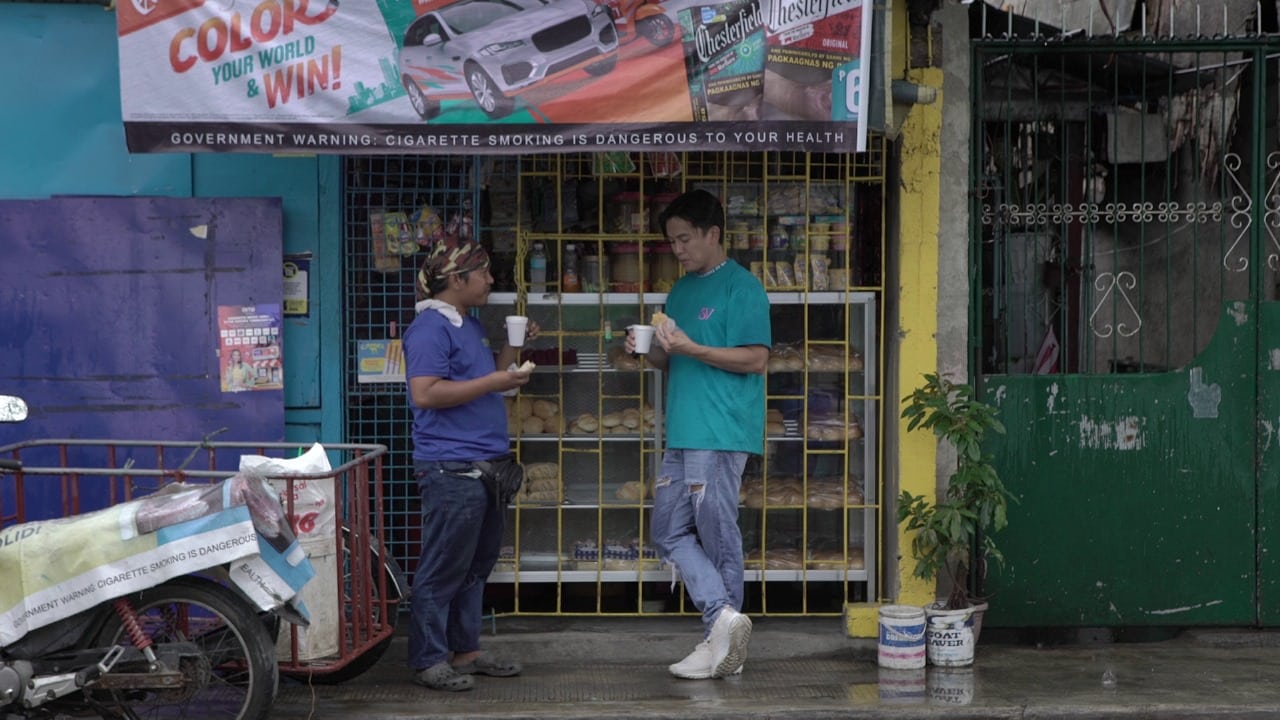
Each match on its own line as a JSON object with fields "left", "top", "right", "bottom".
{"left": 91, "top": 577, "right": 278, "bottom": 720}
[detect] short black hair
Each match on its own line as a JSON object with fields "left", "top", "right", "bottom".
{"left": 656, "top": 189, "right": 725, "bottom": 242}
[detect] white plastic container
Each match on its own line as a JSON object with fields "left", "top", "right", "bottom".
{"left": 877, "top": 604, "right": 927, "bottom": 669}
{"left": 925, "top": 602, "right": 977, "bottom": 667}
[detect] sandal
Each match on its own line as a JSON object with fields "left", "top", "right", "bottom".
{"left": 414, "top": 662, "right": 474, "bottom": 692}
{"left": 453, "top": 652, "right": 522, "bottom": 677}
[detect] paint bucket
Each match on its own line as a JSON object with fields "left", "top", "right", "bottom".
{"left": 925, "top": 602, "right": 976, "bottom": 667}
{"left": 877, "top": 604, "right": 927, "bottom": 669}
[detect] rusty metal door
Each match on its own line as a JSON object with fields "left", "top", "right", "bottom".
{"left": 971, "top": 30, "right": 1280, "bottom": 626}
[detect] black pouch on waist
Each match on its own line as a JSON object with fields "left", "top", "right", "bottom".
{"left": 475, "top": 455, "right": 524, "bottom": 506}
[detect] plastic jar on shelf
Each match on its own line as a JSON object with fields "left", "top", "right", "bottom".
{"left": 609, "top": 243, "right": 646, "bottom": 292}
{"left": 608, "top": 192, "right": 648, "bottom": 234}
{"left": 649, "top": 192, "right": 680, "bottom": 234}
{"left": 648, "top": 244, "right": 680, "bottom": 292}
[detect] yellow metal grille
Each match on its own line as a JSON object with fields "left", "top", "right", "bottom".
{"left": 485, "top": 147, "right": 887, "bottom": 616}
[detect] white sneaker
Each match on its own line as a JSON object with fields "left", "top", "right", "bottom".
{"left": 669, "top": 640, "right": 714, "bottom": 679}
{"left": 669, "top": 640, "right": 746, "bottom": 679}
{"left": 708, "top": 607, "right": 752, "bottom": 678}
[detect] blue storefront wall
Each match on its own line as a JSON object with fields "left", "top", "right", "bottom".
{"left": 0, "top": 3, "right": 343, "bottom": 444}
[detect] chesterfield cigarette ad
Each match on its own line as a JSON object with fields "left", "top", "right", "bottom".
{"left": 116, "top": 0, "right": 872, "bottom": 154}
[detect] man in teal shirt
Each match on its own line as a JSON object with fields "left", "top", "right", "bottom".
{"left": 627, "top": 189, "right": 771, "bottom": 680}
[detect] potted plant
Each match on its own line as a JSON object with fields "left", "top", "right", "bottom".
{"left": 896, "top": 372, "right": 1014, "bottom": 664}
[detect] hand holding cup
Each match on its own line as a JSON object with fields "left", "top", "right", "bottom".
{"left": 628, "top": 324, "right": 656, "bottom": 354}
{"left": 505, "top": 316, "right": 529, "bottom": 347}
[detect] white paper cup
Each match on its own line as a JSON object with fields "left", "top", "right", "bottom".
{"left": 630, "top": 324, "right": 655, "bottom": 354}
{"left": 505, "top": 316, "right": 528, "bottom": 347}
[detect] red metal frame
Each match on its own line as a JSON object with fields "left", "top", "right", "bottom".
{"left": 0, "top": 439, "right": 392, "bottom": 679}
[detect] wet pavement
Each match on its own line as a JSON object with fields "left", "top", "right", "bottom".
{"left": 271, "top": 617, "right": 1280, "bottom": 719}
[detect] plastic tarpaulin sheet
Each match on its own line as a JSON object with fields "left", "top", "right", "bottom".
{"left": 0, "top": 472, "right": 314, "bottom": 646}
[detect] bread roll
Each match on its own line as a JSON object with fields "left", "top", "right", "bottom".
{"left": 527, "top": 474, "right": 559, "bottom": 493}
{"left": 519, "top": 487, "right": 560, "bottom": 504}
{"left": 616, "top": 481, "right": 645, "bottom": 502}
{"left": 766, "top": 421, "right": 786, "bottom": 436}
{"left": 601, "top": 412, "right": 622, "bottom": 428}
{"left": 766, "top": 408, "right": 784, "bottom": 423}
{"left": 621, "top": 412, "right": 641, "bottom": 429}
{"left": 575, "top": 413, "right": 598, "bottom": 432}
{"left": 521, "top": 416, "right": 544, "bottom": 434}
{"left": 533, "top": 399, "right": 559, "bottom": 420}
{"left": 525, "top": 462, "right": 558, "bottom": 481}
{"left": 517, "top": 398, "right": 534, "bottom": 419}
{"left": 516, "top": 360, "right": 536, "bottom": 373}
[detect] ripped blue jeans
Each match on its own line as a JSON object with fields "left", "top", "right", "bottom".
{"left": 651, "top": 449, "right": 748, "bottom": 635}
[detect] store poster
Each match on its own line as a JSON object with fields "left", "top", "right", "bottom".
{"left": 219, "top": 304, "right": 284, "bottom": 392}
{"left": 357, "top": 339, "right": 404, "bottom": 383}
{"left": 283, "top": 254, "right": 311, "bottom": 317}
{"left": 115, "top": 0, "right": 872, "bottom": 154}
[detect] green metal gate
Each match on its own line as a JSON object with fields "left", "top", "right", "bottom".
{"left": 971, "top": 26, "right": 1280, "bottom": 626}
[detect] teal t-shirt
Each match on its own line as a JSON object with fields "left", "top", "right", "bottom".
{"left": 664, "top": 261, "right": 771, "bottom": 454}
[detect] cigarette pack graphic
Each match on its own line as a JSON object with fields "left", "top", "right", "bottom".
{"left": 761, "top": 0, "right": 866, "bottom": 122}
{"left": 677, "top": 0, "right": 767, "bottom": 122}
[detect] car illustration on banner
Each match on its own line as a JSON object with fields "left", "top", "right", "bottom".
{"left": 398, "top": 0, "right": 620, "bottom": 120}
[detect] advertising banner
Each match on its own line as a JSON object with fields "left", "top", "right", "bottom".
{"left": 116, "top": 0, "right": 872, "bottom": 154}
{"left": 0, "top": 474, "right": 314, "bottom": 645}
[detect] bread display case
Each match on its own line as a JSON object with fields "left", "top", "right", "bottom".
{"left": 342, "top": 148, "right": 886, "bottom": 615}
{"left": 479, "top": 151, "right": 884, "bottom": 612}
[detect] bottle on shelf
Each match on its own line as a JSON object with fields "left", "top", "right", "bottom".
{"left": 562, "top": 243, "right": 581, "bottom": 292}
{"left": 530, "top": 241, "right": 548, "bottom": 293}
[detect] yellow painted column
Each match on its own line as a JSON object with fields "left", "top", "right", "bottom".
{"left": 845, "top": 65, "right": 944, "bottom": 638}
{"left": 893, "top": 64, "right": 943, "bottom": 606}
